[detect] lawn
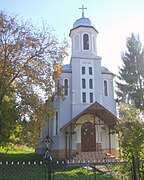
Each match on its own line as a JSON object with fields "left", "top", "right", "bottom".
{"left": 53, "top": 165, "right": 114, "bottom": 180}
{"left": 0, "top": 146, "right": 43, "bottom": 162}
{"left": 0, "top": 147, "right": 114, "bottom": 180}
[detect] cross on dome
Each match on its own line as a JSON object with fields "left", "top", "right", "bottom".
{"left": 79, "top": 5, "right": 87, "bottom": 18}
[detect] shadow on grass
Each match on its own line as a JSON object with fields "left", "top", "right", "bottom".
{"left": 0, "top": 152, "right": 44, "bottom": 162}
{"left": 53, "top": 166, "right": 114, "bottom": 180}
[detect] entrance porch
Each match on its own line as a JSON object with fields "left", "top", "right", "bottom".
{"left": 55, "top": 101, "right": 119, "bottom": 161}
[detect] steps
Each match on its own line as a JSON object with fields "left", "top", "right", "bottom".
{"left": 71, "top": 151, "right": 116, "bottom": 162}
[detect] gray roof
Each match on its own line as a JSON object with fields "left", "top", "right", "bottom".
{"left": 61, "top": 65, "right": 113, "bottom": 74}
{"left": 73, "top": 17, "right": 94, "bottom": 28}
{"left": 69, "top": 17, "right": 98, "bottom": 36}
{"left": 61, "top": 64, "right": 72, "bottom": 73}
{"left": 101, "top": 66, "right": 114, "bottom": 75}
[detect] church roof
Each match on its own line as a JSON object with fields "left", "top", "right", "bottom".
{"left": 69, "top": 16, "right": 98, "bottom": 37}
{"left": 101, "top": 66, "right": 115, "bottom": 75}
{"left": 73, "top": 17, "right": 93, "bottom": 28}
{"left": 70, "top": 17, "right": 98, "bottom": 34}
{"left": 61, "top": 65, "right": 114, "bottom": 74}
{"left": 61, "top": 64, "right": 72, "bottom": 73}
{"left": 60, "top": 101, "right": 118, "bottom": 131}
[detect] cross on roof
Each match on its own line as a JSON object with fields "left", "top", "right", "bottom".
{"left": 79, "top": 5, "right": 87, "bottom": 18}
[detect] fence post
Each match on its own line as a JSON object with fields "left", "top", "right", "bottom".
{"left": 0, "top": 162, "right": 2, "bottom": 176}
{"left": 132, "top": 154, "right": 137, "bottom": 180}
{"left": 93, "top": 163, "right": 96, "bottom": 180}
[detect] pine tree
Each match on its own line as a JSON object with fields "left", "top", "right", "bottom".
{"left": 116, "top": 33, "right": 144, "bottom": 110}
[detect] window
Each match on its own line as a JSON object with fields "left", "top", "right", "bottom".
{"left": 89, "top": 79, "right": 93, "bottom": 89}
{"left": 100, "top": 131, "right": 102, "bottom": 142}
{"left": 89, "top": 67, "right": 92, "bottom": 75}
{"left": 55, "top": 111, "right": 59, "bottom": 135}
{"left": 82, "top": 67, "right": 85, "bottom": 75}
{"left": 64, "top": 79, "right": 68, "bottom": 96}
{"left": 82, "top": 78, "right": 86, "bottom": 89}
{"left": 82, "top": 92, "right": 86, "bottom": 103}
{"left": 90, "top": 93, "right": 93, "bottom": 103}
{"left": 53, "top": 111, "right": 59, "bottom": 135}
{"left": 83, "top": 34, "right": 89, "bottom": 50}
{"left": 104, "top": 80, "right": 108, "bottom": 96}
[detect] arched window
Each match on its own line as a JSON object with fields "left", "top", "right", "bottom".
{"left": 53, "top": 111, "right": 59, "bottom": 135}
{"left": 74, "top": 34, "right": 79, "bottom": 51}
{"left": 64, "top": 79, "right": 69, "bottom": 96}
{"left": 89, "top": 79, "right": 93, "bottom": 89}
{"left": 83, "top": 34, "right": 89, "bottom": 50}
{"left": 104, "top": 80, "right": 108, "bottom": 96}
{"left": 55, "top": 111, "right": 58, "bottom": 135}
{"left": 82, "top": 78, "right": 86, "bottom": 89}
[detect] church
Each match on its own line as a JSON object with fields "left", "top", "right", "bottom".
{"left": 37, "top": 6, "right": 119, "bottom": 161}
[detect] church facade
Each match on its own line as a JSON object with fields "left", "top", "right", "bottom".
{"left": 38, "top": 8, "right": 118, "bottom": 160}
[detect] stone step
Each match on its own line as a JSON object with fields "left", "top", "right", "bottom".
{"left": 71, "top": 151, "right": 116, "bottom": 162}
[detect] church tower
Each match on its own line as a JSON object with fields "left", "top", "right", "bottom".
{"left": 69, "top": 5, "right": 103, "bottom": 117}
{"left": 70, "top": 5, "right": 99, "bottom": 57}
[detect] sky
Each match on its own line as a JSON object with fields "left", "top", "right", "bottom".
{"left": 1, "top": 0, "right": 144, "bottom": 74}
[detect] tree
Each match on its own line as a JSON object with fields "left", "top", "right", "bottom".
{"left": 118, "top": 104, "right": 144, "bottom": 178}
{"left": 18, "top": 93, "right": 55, "bottom": 149}
{"left": 0, "top": 10, "right": 68, "bottom": 147}
{"left": 116, "top": 33, "right": 144, "bottom": 110}
{"left": 0, "top": 94, "right": 21, "bottom": 151}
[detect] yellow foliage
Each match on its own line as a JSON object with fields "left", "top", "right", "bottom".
{"left": 2, "top": 95, "right": 10, "bottom": 102}
{"left": 54, "top": 65, "right": 62, "bottom": 75}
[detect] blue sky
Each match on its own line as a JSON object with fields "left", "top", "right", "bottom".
{"left": 1, "top": 0, "right": 144, "bottom": 74}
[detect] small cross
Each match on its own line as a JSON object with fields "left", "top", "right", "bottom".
{"left": 79, "top": 5, "right": 87, "bottom": 18}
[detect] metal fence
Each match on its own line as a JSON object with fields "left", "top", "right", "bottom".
{"left": 0, "top": 161, "right": 47, "bottom": 180}
{"left": 0, "top": 158, "right": 144, "bottom": 180}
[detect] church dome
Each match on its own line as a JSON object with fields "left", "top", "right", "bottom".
{"left": 101, "top": 66, "right": 115, "bottom": 75}
{"left": 73, "top": 17, "right": 93, "bottom": 28}
{"left": 61, "top": 64, "right": 72, "bottom": 73}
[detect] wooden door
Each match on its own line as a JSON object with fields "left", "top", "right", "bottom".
{"left": 81, "top": 122, "right": 96, "bottom": 152}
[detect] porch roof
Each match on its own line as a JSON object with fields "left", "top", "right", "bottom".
{"left": 60, "top": 101, "right": 118, "bottom": 130}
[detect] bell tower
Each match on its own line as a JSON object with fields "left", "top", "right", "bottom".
{"left": 69, "top": 5, "right": 99, "bottom": 59}
{"left": 69, "top": 6, "right": 102, "bottom": 117}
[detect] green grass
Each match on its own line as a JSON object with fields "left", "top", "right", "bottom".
{"left": 53, "top": 165, "right": 114, "bottom": 180}
{"left": 0, "top": 145, "right": 34, "bottom": 154}
{"left": 0, "top": 146, "right": 43, "bottom": 162}
{"left": 0, "top": 152, "right": 43, "bottom": 163}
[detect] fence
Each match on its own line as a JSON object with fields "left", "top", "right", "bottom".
{"left": 0, "top": 161, "right": 47, "bottom": 180}
{"left": 0, "top": 158, "right": 144, "bottom": 180}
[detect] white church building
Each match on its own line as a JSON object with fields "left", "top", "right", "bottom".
{"left": 38, "top": 6, "right": 119, "bottom": 161}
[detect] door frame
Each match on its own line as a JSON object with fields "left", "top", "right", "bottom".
{"left": 81, "top": 122, "right": 96, "bottom": 152}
